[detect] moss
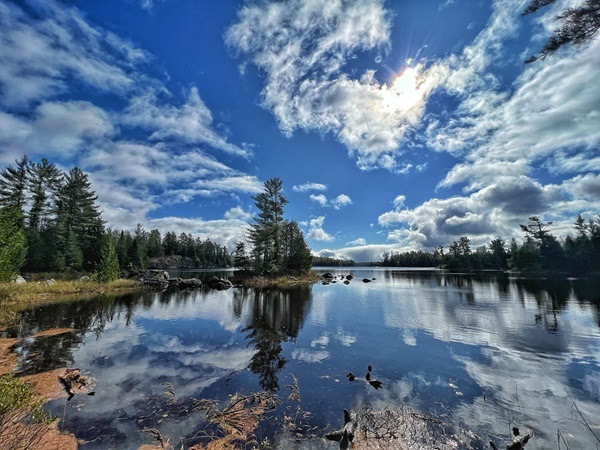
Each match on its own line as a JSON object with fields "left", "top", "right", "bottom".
{"left": 0, "top": 374, "right": 52, "bottom": 423}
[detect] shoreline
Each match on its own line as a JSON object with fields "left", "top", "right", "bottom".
{"left": 0, "top": 279, "right": 144, "bottom": 329}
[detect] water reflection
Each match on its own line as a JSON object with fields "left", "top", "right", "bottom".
{"left": 241, "top": 286, "right": 312, "bottom": 392}
{"left": 7, "top": 270, "right": 600, "bottom": 449}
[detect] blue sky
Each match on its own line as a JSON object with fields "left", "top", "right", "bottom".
{"left": 0, "top": 0, "right": 598, "bottom": 261}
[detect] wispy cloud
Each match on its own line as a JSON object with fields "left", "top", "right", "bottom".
{"left": 0, "top": 0, "right": 256, "bottom": 244}
{"left": 293, "top": 182, "right": 327, "bottom": 192}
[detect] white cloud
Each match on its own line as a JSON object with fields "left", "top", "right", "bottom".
{"left": 331, "top": 194, "right": 352, "bottom": 209}
{"left": 226, "top": 0, "right": 438, "bottom": 171}
{"left": 309, "top": 194, "right": 328, "bottom": 206}
{"left": 0, "top": 0, "right": 149, "bottom": 107}
{"left": 307, "top": 216, "right": 335, "bottom": 242}
{"left": 293, "top": 182, "right": 327, "bottom": 192}
{"left": 377, "top": 174, "right": 600, "bottom": 249}
{"left": 346, "top": 238, "right": 366, "bottom": 246}
{"left": 0, "top": 101, "right": 114, "bottom": 162}
{"left": 121, "top": 87, "right": 251, "bottom": 157}
{"left": 308, "top": 192, "right": 352, "bottom": 209}
{"left": 393, "top": 194, "right": 406, "bottom": 208}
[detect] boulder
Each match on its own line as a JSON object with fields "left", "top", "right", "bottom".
{"left": 149, "top": 270, "right": 170, "bottom": 282}
{"left": 207, "top": 276, "right": 232, "bottom": 290}
{"left": 322, "top": 272, "right": 334, "bottom": 279}
{"left": 45, "top": 279, "right": 57, "bottom": 285}
{"left": 343, "top": 280, "right": 350, "bottom": 285}
{"left": 78, "top": 276, "right": 91, "bottom": 283}
{"left": 12, "top": 275, "right": 26, "bottom": 284}
{"left": 346, "top": 275, "right": 353, "bottom": 281}
{"left": 362, "top": 278, "right": 371, "bottom": 283}
{"left": 178, "top": 278, "right": 203, "bottom": 289}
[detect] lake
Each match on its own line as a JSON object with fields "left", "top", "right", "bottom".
{"left": 8, "top": 268, "right": 600, "bottom": 449}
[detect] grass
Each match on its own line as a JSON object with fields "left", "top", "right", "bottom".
{"left": 0, "top": 278, "right": 143, "bottom": 304}
{"left": 0, "top": 278, "right": 143, "bottom": 329}
{"left": 0, "top": 374, "right": 51, "bottom": 423}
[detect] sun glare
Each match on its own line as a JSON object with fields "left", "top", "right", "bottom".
{"left": 384, "top": 66, "right": 428, "bottom": 113}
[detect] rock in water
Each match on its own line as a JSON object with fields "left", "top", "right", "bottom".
{"left": 362, "top": 278, "right": 371, "bottom": 283}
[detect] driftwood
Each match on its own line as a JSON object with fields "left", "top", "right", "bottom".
{"left": 490, "top": 427, "right": 534, "bottom": 450}
{"left": 325, "top": 409, "right": 358, "bottom": 449}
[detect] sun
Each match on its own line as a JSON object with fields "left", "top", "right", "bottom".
{"left": 383, "top": 66, "right": 429, "bottom": 113}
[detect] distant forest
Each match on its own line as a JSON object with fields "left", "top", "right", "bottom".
{"left": 0, "top": 156, "right": 232, "bottom": 281}
{"left": 312, "top": 256, "right": 356, "bottom": 267}
{"left": 381, "top": 215, "right": 600, "bottom": 274}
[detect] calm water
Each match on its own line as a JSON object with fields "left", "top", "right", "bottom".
{"left": 8, "top": 268, "right": 600, "bottom": 449}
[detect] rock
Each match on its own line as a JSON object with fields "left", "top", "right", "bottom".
{"left": 78, "top": 276, "right": 91, "bottom": 283}
{"left": 142, "top": 270, "right": 169, "bottom": 282}
{"left": 45, "top": 279, "right": 56, "bottom": 285}
{"left": 372, "top": 277, "right": 376, "bottom": 280}
{"left": 322, "top": 272, "right": 334, "bottom": 279}
{"left": 322, "top": 281, "right": 330, "bottom": 285}
{"left": 362, "top": 278, "right": 371, "bottom": 283}
{"left": 12, "top": 275, "right": 26, "bottom": 284}
{"left": 346, "top": 275, "right": 353, "bottom": 281}
{"left": 331, "top": 280, "right": 337, "bottom": 283}
{"left": 178, "top": 278, "right": 203, "bottom": 289}
{"left": 207, "top": 276, "right": 232, "bottom": 290}
{"left": 343, "top": 280, "right": 350, "bottom": 285}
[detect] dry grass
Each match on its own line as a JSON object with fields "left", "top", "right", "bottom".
{"left": 236, "top": 271, "right": 321, "bottom": 288}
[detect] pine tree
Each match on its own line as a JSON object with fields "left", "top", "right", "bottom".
{"left": 147, "top": 229, "right": 163, "bottom": 257}
{"left": 27, "top": 158, "right": 62, "bottom": 230}
{"left": 0, "top": 155, "right": 30, "bottom": 212}
{"left": 234, "top": 241, "right": 251, "bottom": 271}
{"left": 54, "top": 167, "right": 103, "bottom": 270}
{"left": 248, "top": 177, "right": 288, "bottom": 274}
{"left": 0, "top": 207, "right": 27, "bottom": 282}
{"left": 97, "top": 234, "right": 120, "bottom": 282}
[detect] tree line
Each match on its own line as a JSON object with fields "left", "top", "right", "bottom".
{"left": 381, "top": 215, "right": 600, "bottom": 274}
{"left": 311, "top": 256, "right": 356, "bottom": 267}
{"left": 0, "top": 156, "right": 233, "bottom": 281}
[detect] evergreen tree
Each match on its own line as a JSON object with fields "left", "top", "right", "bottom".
{"left": 147, "top": 229, "right": 163, "bottom": 257}
{"left": 233, "top": 241, "right": 251, "bottom": 271}
{"left": 0, "top": 207, "right": 27, "bottom": 282}
{"left": 97, "top": 234, "right": 120, "bottom": 282}
{"left": 523, "top": 0, "right": 600, "bottom": 63}
{"left": 27, "top": 158, "right": 62, "bottom": 230}
{"left": 54, "top": 167, "right": 103, "bottom": 270}
{"left": 285, "top": 221, "right": 312, "bottom": 273}
{"left": 0, "top": 155, "right": 30, "bottom": 212}
{"left": 163, "top": 231, "right": 179, "bottom": 256}
{"left": 248, "top": 178, "right": 288, "bottom": 274}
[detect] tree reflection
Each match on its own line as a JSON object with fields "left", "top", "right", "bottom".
{"left": 242, "top": 286, "right": 312, "bottom": 392}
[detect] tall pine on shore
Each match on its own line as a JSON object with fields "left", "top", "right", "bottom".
{"left": 248, "top": 178, "right": 311, "bottom": 275}
{"left": 53, "top": 167, "right": 103, "bottom": 271}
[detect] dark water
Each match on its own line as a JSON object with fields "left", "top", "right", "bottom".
{"left": 9, "top": 268, "right": 600, "bottom": 449}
